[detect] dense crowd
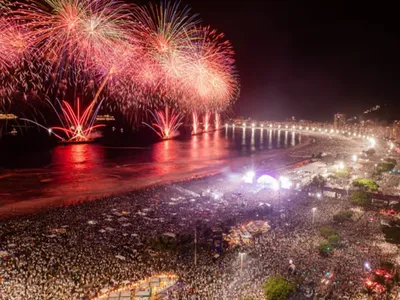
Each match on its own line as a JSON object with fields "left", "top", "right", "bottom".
{"left": 0, "top": 135, "right": 398, "bottom": 299}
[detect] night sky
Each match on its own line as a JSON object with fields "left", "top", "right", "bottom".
{"left": 171, "top": 0, "right": 400, "bottom": 122}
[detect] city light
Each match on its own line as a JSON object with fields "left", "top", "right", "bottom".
{"left": 352, "top": 155, "right": 357, "bottom": 162}
{"left": 364, "top": 262, "right": 371, "bottom": 272}
{"left": 243, "top": 171, "right": 255, "bottom": 184}
{"left": 279, "top": 176, "right": 292, "bottom": 189}
{"left": 369, "top": 138, "right": 376, "bottom": 148}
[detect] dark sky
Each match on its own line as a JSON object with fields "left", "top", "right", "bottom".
{"left": 180, "top": 0, "right": 400, "bottom": 121}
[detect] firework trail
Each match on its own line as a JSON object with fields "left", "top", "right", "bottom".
{"left": 17, "top": 0, "right": 134, "bottom": 72}
{"left": 203, "top": 111, "right": 211, "bottom": 132}
{"left": 192, "top": 110, "right": 199, "bottom": 135}
{"left": 215, "top": 112, "right": 220, "bottom": 131}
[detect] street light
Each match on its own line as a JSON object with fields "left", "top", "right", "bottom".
{"left": 312, "top": 207, "right": 317, "bottom": 224}
{"left": 364, "top": 262, "right": 371, "bottom": 272}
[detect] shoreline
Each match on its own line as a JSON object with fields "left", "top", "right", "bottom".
{"left": 0, "top": 135, "right": 313, "bottom": 220}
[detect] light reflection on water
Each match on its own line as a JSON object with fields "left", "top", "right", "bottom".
{"left": 0, "top": 129, "right": 301, "bottom": 216}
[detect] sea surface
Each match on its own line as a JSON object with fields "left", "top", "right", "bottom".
{"left": 0, "top": 128, "right": 302, "bottom": 216}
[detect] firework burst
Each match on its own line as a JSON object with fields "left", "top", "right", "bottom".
{"left": 132, "top": 1, "right": 200, "bottom": 102}
{"left": 0, "top": 18, "right": 28, "bottom": 72}
{"left": 2, "top": 0, "right": 239, "bottom": 140}
{"left": 215, "top": 112, "right": 221, "bottom": 131}
{"left": 16, "top": 0, "right": 135, "bottom": 82}
{"left": 181, "top": 26, "right": 239, "bottom": 111}
{"left": 143, "top": 106, "right": 183, "bottom": 140}
{"left": 21, "top": 97, "right": 104, "bottom": 142}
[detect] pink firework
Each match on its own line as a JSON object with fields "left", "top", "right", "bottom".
{"left": 143, "top": 106, "right": 183, "bottom": 140}
{"left": 181, "top": 26, "right": 239, "bottom": 111}
{"left": 132, "top": 1, "right": 200, "bottom": 101}
{"left": 215, "top": 112, "right": 221, "bottom": 131}
{"left": 17, "top": 0, "right": 135, "bottom": 79}
{"left": 0, "top": 16, "right": 28, "bottom": 71}
{"left": 203, "top": 111, "right": 211, "bottom": 132}
{"left": 21, "top": 97, "right": 104, "bottom": 142}
{"left": 192, "top": 110, "right": 200, "bottom": 135}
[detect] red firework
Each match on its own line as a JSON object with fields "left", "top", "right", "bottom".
{"left": 16, "top": 0, "right": 135, "bottom": 78}
{"left": 143, "top": 106, "right": 183, "bottom": 140}
{"left": 0, "top": 16, "right": 28, "bottom": 71}
{"left": 215, "top": 112, "right": 221, "bottom": 130}
{"left": 131, "top": 1, "right": 200, "bottom": 101}
{"left": 2, "top": 0, "right": 240, "bottom": 139}
{"left": 203, "top": 111, "right": 211, "bottom": 132}
{"left": 181, "top": 26, "right": 239, "bottom": 111}
{"left": 192, "top": 111, "right": 200, "bottom": 135}
{"left": 21, "top": 97, "right": 105, "bottom": 142}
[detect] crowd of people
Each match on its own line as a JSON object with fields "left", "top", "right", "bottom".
{"left": 0, "top": 135, "right": 398, "bottom": 300}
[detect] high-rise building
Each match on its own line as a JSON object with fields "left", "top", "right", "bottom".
{"left": 334, "top": 113, "right": 346, "bottom": 129}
